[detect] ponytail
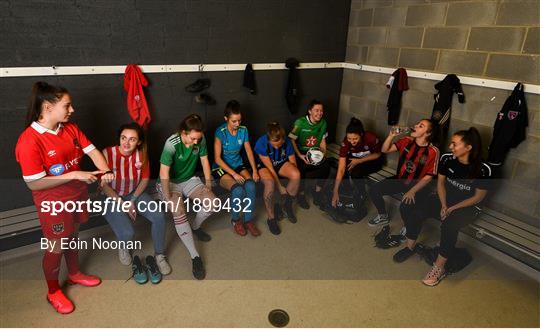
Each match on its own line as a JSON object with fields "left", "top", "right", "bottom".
{"left": 26, "top": 81, "right": 69, "bottom": 127}
{"left": 346, "top": 117, "right": 364, "bottom": 136}
{"left": 178, "top": 113, "right": 204, "bottom": 135}
{"left": 454, "top": 127, "right": 483, "bottom": 178}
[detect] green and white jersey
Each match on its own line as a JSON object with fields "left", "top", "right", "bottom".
{"left": 159, "top": 133, "right": 208, "bottom": 184}
{"left": 288, "top": 115, "right": 328, "bottom": 154}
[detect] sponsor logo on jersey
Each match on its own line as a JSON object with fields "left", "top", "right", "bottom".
{"left": 301, "top": 129, "right": 312, "bottom": 132}
{"left": 47, "top": 150, "right": 56, "bottom": 157}
{"left": 447, "top": 178, "right": 471, "bottom": 191}
{"left": 238, "top": 139, "right": 242, "bottom": 145}
{"left": 49, "top": 164, "right": 66, "bottom": 176}
{"left": 305, "top": 135, "right": 317, "bottom": 147}
{"left": 52, "top": 222, "right": 64, "bottom": 234}
{"left": 351, "top": 151, "right": 371, "bottom": 158}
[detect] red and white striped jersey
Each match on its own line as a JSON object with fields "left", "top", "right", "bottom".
{"left": 102, "top": 146, "right": 150, "bottom": 196}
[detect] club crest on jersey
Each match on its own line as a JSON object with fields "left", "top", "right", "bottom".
{"left": 508, "top": 111, "right": 519, "bottom": 120}
{"left": 52, "top": 222, "right": 64, "bottom": 234}
{"left": 47, "top": 150, "right": 56, "bottom": 157}
{"left": 73, "top": 138, "right": 81, "bottom": 149}
{"left": 135, "top": 161, "right": 142, "bottom": 169}
{"left": 49, "top": 164, "right": 65, "bottom": 176}
{"left": 192, "top": 146, "right": 199, "bottom": 155}
{"left": 418, "top": 154, "right": 427, "bottom": 165}
{"left": 405, "top": 161, "right": 416, "bottom": 173}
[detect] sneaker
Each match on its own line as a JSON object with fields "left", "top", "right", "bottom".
{"left": 185, "top": 78, "right": 211, "bottom": 93}
{"left": 233, "top": 220, "right": 247, "bottom": 236}
{"left": 192, "top": 256, "right": 206, "bottom": 280}
{"left": 422, "top": 264, "right": 446, "bottom": 287}
{"left": 245, "top": 221, "right": 261, "bottom": 237}
{"left": 132, "top": 255, "right": 148, "bottom": 284}
{"left": 118, "top": 248, "right": 132, "bottom": 266}
{"left": 297, "top": 194, "right": 310, "bottom": 210}
{"left": 195, "top": 92, "right": 216, "bottom": 105}
{"left": 67, "top": 272, "right": 101, "bottom": 287}
{"left": 47, "top": 290, "right": 74, "bottom": 314}
{"left": 145, "top": 255, "right": 162, "bottom": 284}
{"left": 155, "top": 254, "right": 171, "bottom": 275}
{"left": 368, "top": 213, "right": 389, "bottom": 227}
{"left": 192, "top": 228, "right": 212, "bottom": 242}
{"left": 267, "top": 218, "right": 281, "bottom": 235}
{"left": 393, "top": 246, "right": 417, "bottom": 263}
{"left": 283, "top": 195, "right": 296, "bottom": 222}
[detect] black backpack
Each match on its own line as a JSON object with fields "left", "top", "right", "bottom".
{"left": 320, "top": 173, "right": 368, "bottom": 224}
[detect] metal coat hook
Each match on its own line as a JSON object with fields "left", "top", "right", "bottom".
{"left": 198, "top": 64, "right": 204, "bottom": 72}
{"left": 52, "top": 65, "right": 57, "bottom": 75}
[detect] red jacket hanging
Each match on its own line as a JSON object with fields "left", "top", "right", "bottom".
{"left": 124, "top": 64, "right": 151, "bottom": 129}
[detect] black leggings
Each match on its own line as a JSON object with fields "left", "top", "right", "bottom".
{"left": 400, "top": 193, "right": 479, "bottom": 259}
{"left": 297, "top": 156, "right": 331, "bottom": 192}
{"left": 368, "top": 177, "right": 431, "bottom": 215}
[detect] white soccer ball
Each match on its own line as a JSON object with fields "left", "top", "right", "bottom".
{"left": 306, "top": 147, "right": 324, "bottom": 166}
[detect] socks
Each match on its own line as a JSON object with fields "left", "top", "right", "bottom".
{"left": 174, "top": 214, "right": 199, "bottom": 259}
{"left": 43, "top": 251, "right": 62, "bottom": 294}
{"left": 63, "top": 238, "right": 80, "bottom": 276}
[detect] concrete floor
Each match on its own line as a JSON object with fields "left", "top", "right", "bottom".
{"left": 1, "top": 202, "right": 539, "bottom": 327}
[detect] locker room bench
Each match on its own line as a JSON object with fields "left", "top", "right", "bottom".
{"left": 325, "top": 143, "right": 540, "bottom": 271}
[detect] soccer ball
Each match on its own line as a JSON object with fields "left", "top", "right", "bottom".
{"left": 306, "top": 147, "right": 324, "bottom": 165}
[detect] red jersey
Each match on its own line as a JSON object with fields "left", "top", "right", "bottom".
{"left": 102, "top": 146, "right": 150, "bottom": 196}
{"left": 339, "top": 131, "right": 381, "bottom": 159}
{"left": 15, "top": 122, "right": 95, "bottom": 203}
{"left": 394, "top": 137, "right": 439, "bottom": 185}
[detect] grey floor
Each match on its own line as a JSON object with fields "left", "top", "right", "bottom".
{"left": 1, "top": 200, "right": 539, "bottom": 327}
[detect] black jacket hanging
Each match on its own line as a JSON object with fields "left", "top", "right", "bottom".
{"left": 487, "top": 82, "right": 529, "bottom": 166}
{"left": 431, "top": 74, "right": 465, "bottom": 141}
{"left": 243, "top": 63, "right": 256, "bottom": 94}
{"left": 285, "top": 58, "right": 300, "bottom": 114}
{"left": 386, "top": 68, "right": 409, "bottom": 125}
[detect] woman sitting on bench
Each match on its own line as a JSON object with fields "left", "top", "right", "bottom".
{"left": 368, "top": 119, "right": 440, "bottom": 229}
{"left": 332, "top": 117, "right": 383, "bottom": 209}
{"left": 255, "top": 122, "right": 300, "bottom": 235}
{"left": 396, "top": 127, "right": 492, "bottom": 287}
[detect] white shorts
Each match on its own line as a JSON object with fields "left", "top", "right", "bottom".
{"left": 156, "top": 176, "right": 205, "bottom": 200}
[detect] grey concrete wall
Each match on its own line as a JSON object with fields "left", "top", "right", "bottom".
{"left": 341, "top": 0, "right": 539, "bottom": 225}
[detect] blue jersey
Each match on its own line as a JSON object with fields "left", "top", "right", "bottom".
{"left": 214, "top": 123, "right": 249, "bottom": 169}
{"left": 254, "top": 135, "right": 294, "bottom": 168}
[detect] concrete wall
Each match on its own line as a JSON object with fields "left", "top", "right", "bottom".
{"left": 340, "top": 0, "right": 539, "bottom": 225}
{"left": 0, "top": 0, "right": 351, "bottom": 211}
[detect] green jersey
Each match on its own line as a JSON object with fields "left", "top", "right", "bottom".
{"left": 159, "top": 133, "right": 208, "bottom": 183}
{"left": 288, "top": 115, "right": 328, "bottom": 154}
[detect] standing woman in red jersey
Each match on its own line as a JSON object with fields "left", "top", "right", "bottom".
{"left": 15, "top": 82, "right": 115, "bottom": 314}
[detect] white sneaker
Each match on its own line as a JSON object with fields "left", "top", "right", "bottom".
{"left": 399, "top": 226, "right": 407, "bottom": 242}
{"left": 155, "top": 254, "right": 171, "bottom": 275}
{"left": 118, "top": 248, "right": 132, "bottom": 266}
{"left": 368, "top": 214, "right": 389, "bottom": 227}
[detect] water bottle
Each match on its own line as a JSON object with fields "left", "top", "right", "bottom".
{"left": 391, "top": 126, "right": 411, "bottom": 135}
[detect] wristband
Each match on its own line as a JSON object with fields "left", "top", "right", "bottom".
{"left": 129, "top": 195, "right": 139, "bottom": 203}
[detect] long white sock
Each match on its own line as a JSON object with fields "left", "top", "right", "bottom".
{"left": 174, "top": 215, "right": 199, "bottom": 258}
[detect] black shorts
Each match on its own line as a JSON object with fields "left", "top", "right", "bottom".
{"left": 257, "top": 161, "right": 287, "bottom": 174}
{"left": 212, "top": 164, "right": 248, "bottom": 180}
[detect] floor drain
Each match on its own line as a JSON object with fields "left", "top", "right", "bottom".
{"left": 268, "top": 309, "right": 289, "bottom": 327}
